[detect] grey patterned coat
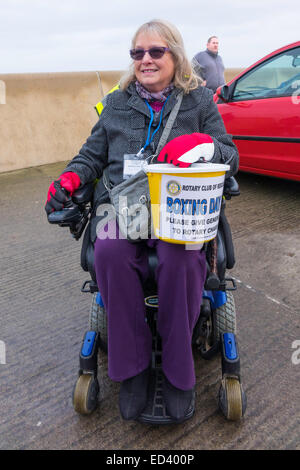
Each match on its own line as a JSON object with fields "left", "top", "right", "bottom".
{"left": 64, "top": 83, "right": 239, "bottom": 241}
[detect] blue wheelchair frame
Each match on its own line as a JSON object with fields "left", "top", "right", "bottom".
{"left": 95, "top": 286, "right": 226, "bottom": 311}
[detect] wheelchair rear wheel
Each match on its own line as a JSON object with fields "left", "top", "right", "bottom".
{"left": 199, "top": 291, "right": 236, "bottom": 359}
{"left": 89, "top": 293, "right": 108, "bottom": 353}
{"left": 215, "top": 291, "right": 236, "bottom": 338}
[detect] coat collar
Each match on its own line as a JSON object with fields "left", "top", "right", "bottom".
{"left": 112, "top": 82, "right": 205, "bottom": 116}
{"left": 126, "top": 82, "right": 182, "bottom": 118}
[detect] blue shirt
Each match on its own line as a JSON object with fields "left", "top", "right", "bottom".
{"left": 193, "top": 49, "right": 225, "bottom": 92}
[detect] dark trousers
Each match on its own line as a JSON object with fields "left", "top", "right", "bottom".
{"left": 94, "top": 222, "right": 206, "bottom": 390}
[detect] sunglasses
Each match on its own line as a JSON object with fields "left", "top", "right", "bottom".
{"left": 130, "top": 47, "right": 170, "bottom": 61}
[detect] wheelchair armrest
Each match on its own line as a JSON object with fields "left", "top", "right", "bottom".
{"left": 72, "top": 182, "right": 94, "bottom": 205}
{"left": 223, "top": 176, "right": 240, "bottom": 199}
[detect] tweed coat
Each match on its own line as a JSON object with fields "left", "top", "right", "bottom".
{"left": 63, "top": 83, "right": 239, "bottom": 241}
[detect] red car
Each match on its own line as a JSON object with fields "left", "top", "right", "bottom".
{"left": 214, "top": 41, "right": 300, "bottom": 181}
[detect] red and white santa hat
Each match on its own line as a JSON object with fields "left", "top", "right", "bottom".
{"left": 158, "top": 133, "right": 215, "bottom": 167}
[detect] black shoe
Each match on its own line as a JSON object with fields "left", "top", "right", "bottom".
{"left": 163, "top": 376, "right": 195, "bottom": 422}
{"left": 119, "top": 368, "right": 150, "bottom": 420}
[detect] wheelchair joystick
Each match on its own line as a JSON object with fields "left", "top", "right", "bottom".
{"left": 47, "top": 200, "right": 82, "bottom": 225}
{"left": 47, "top": 184, "right": 93, "bottom": 240}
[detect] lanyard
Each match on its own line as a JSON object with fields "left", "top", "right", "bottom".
{"left": 137, "top": 95, "right": 170, "bottom": 156}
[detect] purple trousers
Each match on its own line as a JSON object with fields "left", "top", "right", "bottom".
{"left": 94, "top": 223, "right": 207, "bottom": 391}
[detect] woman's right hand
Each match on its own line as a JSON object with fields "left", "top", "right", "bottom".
{"left": 45, "top": 172, "right": 81, "bottom": 215}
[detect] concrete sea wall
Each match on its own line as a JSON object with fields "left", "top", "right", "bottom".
{"left": 0, "top": 69, "right": 242, "bottom": 173}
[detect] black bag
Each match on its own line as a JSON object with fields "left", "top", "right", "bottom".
{"left": 104, "top": 168, "right": 151, "bottom": 241}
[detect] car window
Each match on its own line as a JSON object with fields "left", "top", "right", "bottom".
{"left": 232, "top": 46, "right": 300, "bottom": 101}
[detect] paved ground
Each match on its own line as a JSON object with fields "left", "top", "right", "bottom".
{"left": 0, "top": 162, "right": 299, "bottom": 450}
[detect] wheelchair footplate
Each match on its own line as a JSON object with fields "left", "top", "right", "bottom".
{"left": 137, "top": 333, "right": 195, "bottom": 425}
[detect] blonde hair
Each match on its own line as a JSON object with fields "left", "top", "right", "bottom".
{"left": 119, "top": 19, "right": 201, "bottom": 94}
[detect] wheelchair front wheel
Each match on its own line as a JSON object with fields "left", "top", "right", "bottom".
{"left": 73, "top": 373, "right": 99, "bottom": 415}
{"left": 218, "top": 376, "right": 246, "bottom": 421}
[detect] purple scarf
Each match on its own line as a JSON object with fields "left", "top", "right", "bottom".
{"left": 135, "top": 81, "right": 174, "bottom": 102}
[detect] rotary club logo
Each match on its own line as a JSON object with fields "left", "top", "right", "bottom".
{"left": 166, "top": 180, "right": 181, "bottom": 196}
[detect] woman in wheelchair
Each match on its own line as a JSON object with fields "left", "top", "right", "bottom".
{"left": 45, "top": 19, "right": 239, "bottom": 422}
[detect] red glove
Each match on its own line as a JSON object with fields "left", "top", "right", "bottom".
{"left": 157, "top": 133, "right": 215, "bottom": 168}
{"left": 45, "top": 172, "right": 81, "bottom": 215}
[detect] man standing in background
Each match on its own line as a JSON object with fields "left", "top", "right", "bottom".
{"left": 192, "top": 36, "right": 225, "bottom": 93}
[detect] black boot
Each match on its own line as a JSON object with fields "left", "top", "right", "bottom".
{"left": 163, "top": 375, "right": 195, "bottom": 422}
{"left": 119, "top": 368, "right": 150, "bottom": 420}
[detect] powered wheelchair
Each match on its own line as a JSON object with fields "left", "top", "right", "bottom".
{"left": 48, "top": 174, "right": 247, "bottom": 424}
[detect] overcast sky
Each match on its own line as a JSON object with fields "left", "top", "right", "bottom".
{"left": 0, "top": 0, "right": 299, "bottom": 74}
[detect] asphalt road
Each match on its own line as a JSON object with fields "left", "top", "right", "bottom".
{"left": 0, "top": 162, "right": 299, "bottom": 450}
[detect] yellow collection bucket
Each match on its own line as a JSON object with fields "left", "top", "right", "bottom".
{"left": 146, "top": 163, "right": 230, "bottom": 245}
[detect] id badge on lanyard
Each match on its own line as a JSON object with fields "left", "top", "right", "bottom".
{"left": 123, "top": 154, "right": 148, "bottom": 179}
{"left": 123, "top": 96, "right": 169, "bottom": 179}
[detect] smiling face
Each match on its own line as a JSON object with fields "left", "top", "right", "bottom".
{"left": 133, "top": 31, "right": 175, "bottom": 93}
